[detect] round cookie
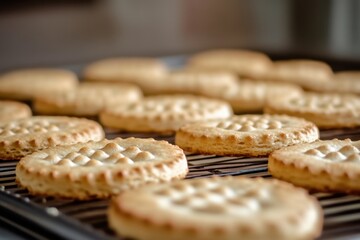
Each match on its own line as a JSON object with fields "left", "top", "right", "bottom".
{"left": 16, "top": 137, "right": 188, "bottom": 199}
{"left": 176, "top": 114, "right": 319, "bottom": 156}
{"left": 269, "top": 139, "right": 360, "bottom": 194}
{"left": 0, "top": 116, "right": 104, "bottom": 160}
{"left": 264, "top": 60, "right": 333, "bottom": 89}
{"left": 0, "top": 68, "right": 78, "bottom": 100}
{"left": 187, "top": 49, "right": 272, "bottom": 79}
{"left": 34, "top": 82, "right": 142, "bottom": 116}
{"left": 0, "top": 101, "right": 32, "bottom": 122}
{"left": 100, "top": 95, "right": 233, "bottom": 134}
{"left": 83, "top": 57, "right": 168, "bottom": 95}
{"left": 108, "top": 176, "right": 323, "bottom": 240}
{"left": 265, "top": 92, "right": 360, "bottom": 129}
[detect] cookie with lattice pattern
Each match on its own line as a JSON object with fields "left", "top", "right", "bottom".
{"left": 269, "top": 139, "right": 360, "bottom": 193}
{"left": 176, "top": 114, "right": 318, "bottom": 156}
{"left": 34, "top": 82, "right": 142, "bottom": 116}
{"left": 83, "top": 57, "right": 168, "bottom": 95}
{"left": 100, "top": 95, "right": 233, "bottom": 134}
{"left": 265, "top": 92, "right": 360, "bottom": 129}
{"left": 16, "top": 137, "right": 188, "bottom": 199}
{"left": 0, "top": 68, "right": 78, "bottom": 100}
{"left": 0, "top": 101, "right": 32, "bottom": 122}
{"left": 187, "top": 49, "right": 272, "bottom": 79}
{"left": 0, "top": 116, "right": 104, "bottom": 160}
{"left": 108, "top": 176, "right": 323, "bottom": 240}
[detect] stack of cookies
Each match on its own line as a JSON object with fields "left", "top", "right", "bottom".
{"left": 3, "top": 48, "right": 360, "bottom": 240}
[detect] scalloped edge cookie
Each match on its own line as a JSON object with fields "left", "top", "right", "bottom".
{"left": 16, "top": 137, "right": 188, "bottom": 199}
{"left": 175, "top": 114, "right": 319, "bottom": 156}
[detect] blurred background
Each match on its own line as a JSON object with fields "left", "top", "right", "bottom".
{"left": 1, "top": 0, "right": 360, "bottom": 71}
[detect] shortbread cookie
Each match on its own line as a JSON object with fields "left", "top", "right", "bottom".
{"left": 0, "top": 68, "right": 78, "bottom": 100}
{"left": 152, "top": 69, "right": 239, "bottom": 96}
{"left": 269, "top": 139, "right": 360, "bottom": 193}
{"left": 0, "top": 116, "right": 104, "bottom": 160}
{"left": 265, "top": 92, "right": 360, "bottom": 129}
{"left": 265, "top": 60, "right": 333, "bottom": 89}
{"left": 34, "top": 82, "right": 142, "bottom": 116}
{"left": 108, "top": 176, "right": 323, "bottom": 240}
{"left": 83, "top": 57, "right": 168, "bottom": 94}
{"left": 187, "top": 49, "right": 272, "bottom": 79}
{"left": 100, "top": 95, "right": 233, "bottom": 134}
{"left": 0, "top": 101, "right": 32, "bottom": 122}
{"left": 176, "top": 114, "right": 318, "bottom": 156}
{"left": 16, "top": 137, "right": 187, "bottom": 199}
{"left": 202, "top": 80, "right": 302, "bottom": 113}
{"left": 306, "top": 71, "right": 360, "bottom": 94}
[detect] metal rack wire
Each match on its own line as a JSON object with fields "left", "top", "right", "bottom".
{"left": 1, "top": 128, "right": 360, "bottom": 239}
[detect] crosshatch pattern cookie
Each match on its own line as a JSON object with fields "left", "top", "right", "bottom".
{"left": 34, "top": 82, "right": 142, "bottom": 116}
{"left": 0, "top": 116, "right": 104, "bottom": 160}
{"left": 265, "top": 60, "right": 333, "bottom": 89}
{"left": 187, "top": 49, "right": 272, "bottom": 79}
{"left": 0, "top": 101, "right": 32, "bottom": 122}
{"left": 269, "top": 139, "right": 360, "bottom": 194}
{"left": 108, "top": 176, "right": 323, "bottom": 240}
{"left": 265, "top": 92, "right": 360, "bottom": 129}
{"left": 176, "top": 114, "right": 319, "bottom": 156}
{"left": 100, "top": 95, "right": 233, "bottom": 134}
{"left": 83, "top": 57, "right": 168, "bottom": 95}
{"left": 16, "top": 137, "right": 188, "bottom": 199}
{"left": 202, "top": 80, "right": 303, "bottom": 113}
{"left": 0, "top": 68, "right": 78, "bottom": 100}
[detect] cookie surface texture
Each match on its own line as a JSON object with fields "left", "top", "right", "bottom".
{"left": 34, "top": 82, "right": 142, "bottom": 116}
{"left": 269, "top": 139, "right": 360, "bottom": 194}
{"left": 0, "top": 68, "right": 78, "bottom": 100}
{"left": 0, "top": 116, "right": 104, "bottom": 160}
{"left": 108, "top": 176, "right": 323, "bottom": 240}
{"left": 16, "top": 137, "right": 188, "bottom": 199}
{"left": 176, "top": 114, "right": 318, "bottom": 156}
{"left": 83, "top": 57, "right": 167, "bottom": 95}
{"left": 100, "top": 95, "right": 233, "bottom": 133}
{"left": 265, "top": 92, "right": 360, "bottom": 129}
{"left": 187, "top": 49, "right": 272, "bottom": 79}
{"left": 0, "top": 101, "right": 32, "bottom": 122}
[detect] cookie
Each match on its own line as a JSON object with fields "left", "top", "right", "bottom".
{"left": 269, "top": 139, "right": 360, "bottom": 194}
{"left": 187, "top": 49, "right": 272, "bottom": 79}
{"left": 83, "top": 57, "right": 168, "bottom": 95}
{"left": 152, "top": 69, "right": 239, "bottom": 96}
{"left": 306, "top": 71, "right": 360, "bottom": 94}
{"left": 108, "top": 176, "right": 323, "bottom": 240}
{"left": 202, "top": 80, "right": 303, "bottom": 113}
{"left": 0, "top": 68, "right": 78, "bottom": 100}
{"left": 34, "top": 82, "right": 142, "bottom": 116}
{"left": 265, "top": 92, "right": 360, "bottom": 129}
{"left": 16, "top": 137, "right": 187, "bottom": 199}
{"left": 264, "top": 60, "right": 333, "bottom": 89}
{"left": 100, "top": 95, "right": 233, "bottom": 134}
{"left": 176, "top": 114, "right": 319, "bottom": 156}
{"left": 0, "top": 101, "right": 32, "bottom": 122}
{"left": 0, "top": 116, "right": 104, "bottom": 160}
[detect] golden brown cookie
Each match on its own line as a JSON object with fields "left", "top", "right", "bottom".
{"left": 108, "top": 176, "right": 323, "bottom": 240}
{"left": 34, "top": 82, "right": 142, "bottom": 116}
{"left": 100, "top": 95, "right": 233, "bottom": 134}
{"left": 16, "top": 137, "right": 188, "bottom": 199}
{"left": 176, "top": 114, "right": 319, "bottom": 156}
{"left": 269, "top": 139, "right": 360, "bottom": 194}
{"left": 0, "top": 101, "right": 32, "bottom": 122}
{"left": 265, "top": 92, "right": 360, "bottom": 129}
{"left": 187, "top": 49, "right": 272, "bottom": 79}
{"left": 83, "top": 57, "right": 168, "bottom": 95}
{"left": 0, "top": 116, "right": 104, "bottom": 160}
{"left": 0, "top": 68, "right": 78, "bottom": 100}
